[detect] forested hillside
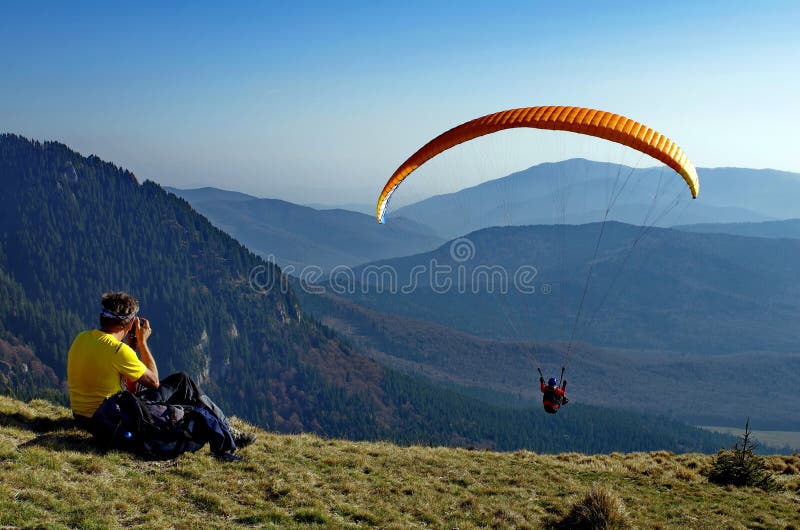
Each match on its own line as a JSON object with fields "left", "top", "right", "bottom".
{"left": 297, "top": 289, "right": 800, "bottom": 429}
{"left": 0, "top": 134, "right": 736, "bottom": 452}
{"left": 339, "top": 223, "right": 800, "bottom": 355}
{"left": 0, "top": 134, "right": 367, "bottom": 433}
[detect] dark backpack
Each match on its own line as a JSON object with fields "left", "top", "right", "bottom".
{"left": 90, "top": 390, "right": 230, "bottom": 459}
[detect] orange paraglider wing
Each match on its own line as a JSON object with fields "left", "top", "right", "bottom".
{"left": 376, "top": 106, "right": 698, "bottom": 223}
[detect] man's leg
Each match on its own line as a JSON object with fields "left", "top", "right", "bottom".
{"left": 139, "top": 372, "right": 229, "bottom": 426}
{"left": 139, "top": 372, "right": 256, "bottom": 448}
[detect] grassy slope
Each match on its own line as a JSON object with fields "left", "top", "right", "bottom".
{"left": 2, "top": 396, "right": 799, "bottom": 529}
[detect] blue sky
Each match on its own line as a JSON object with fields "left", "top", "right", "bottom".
{"left": 1, "top": 1, "right": 798, "bottom": 206}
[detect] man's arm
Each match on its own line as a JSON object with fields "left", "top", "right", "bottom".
{"left": 134, "top": 318, "right": 159, "bottom": 389}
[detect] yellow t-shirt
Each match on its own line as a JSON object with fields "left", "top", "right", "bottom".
{"left": 67, "top": 329, "right": 147, "bottom": 417}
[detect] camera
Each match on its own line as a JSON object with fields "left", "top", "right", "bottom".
{"left": 126, "top": 318, "right": 138, "bottom": 349}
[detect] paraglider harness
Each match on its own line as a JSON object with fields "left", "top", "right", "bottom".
{"left": 90, "top": 390, "right": 236, "bottom": 459}
{"left": 539, "top": 367, "right": 568, "bottom": 414}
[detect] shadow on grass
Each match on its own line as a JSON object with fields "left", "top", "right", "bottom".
{"left": 1, "top": 409, "right": 102, "bottom": 454}
{"left": 0, "top": 411, "right": 76, "bottom": 432}
{"left": 18, "top": 432, "right": 103, "bottom": 454}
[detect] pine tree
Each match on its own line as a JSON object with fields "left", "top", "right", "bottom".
{"left": 706, "top": 418, "right": 779, "bottom": 491}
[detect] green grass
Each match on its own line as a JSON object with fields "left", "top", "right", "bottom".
{"left": 2, "top": 395, "right": 799, "bottom": 529}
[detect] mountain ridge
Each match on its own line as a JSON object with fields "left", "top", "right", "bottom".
{"left": 674, "top": 218, "right": 800, "bottom": 239}
{"left": 166, "top": 186, "right": 443, "bottom": 272}
{"left": 339, "top": 222, "right": 800, "bottom": 355}
{"left": 389, "top": 158, "right": 799, "bottom": 239}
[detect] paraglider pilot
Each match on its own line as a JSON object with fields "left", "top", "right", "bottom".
{"left": 540, "top": 375, "right": 568, "bottom": 414}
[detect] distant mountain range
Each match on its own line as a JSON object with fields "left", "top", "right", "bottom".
{"left": 674, "top": 218, "right": 800, "bottom": 239}
{"left": 305, "top": 202, "right": 375, "bottom": 216}
{"left": 169, "top": 160, "right": 799, "bottom": 278}
{"left": 388, "top": 159, "right": 800, "bottom": 239}
{"left": 0, "top": 133, "right": 735, "bottom": 453}
{"left": 166, "top": 187, "right": 443, "bottom": 272}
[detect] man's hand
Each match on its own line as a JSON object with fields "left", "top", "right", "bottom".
{"left": 539, "top": 377, "right": 545, "bottom": 384}
{"left": 135, "top": 317, "right": 152, "bottom": 344}
{"left": 134, "top": 317, "right": 159, "bottom": 389}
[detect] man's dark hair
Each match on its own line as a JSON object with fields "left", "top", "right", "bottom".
{"left": 99, "top": 292, "right": 139, "bottom": 329}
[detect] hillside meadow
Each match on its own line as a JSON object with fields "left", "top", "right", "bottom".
{"left": 1, "top": 396, "right": 799, "bottom": 529}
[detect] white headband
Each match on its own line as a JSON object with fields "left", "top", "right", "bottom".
{"left": 100, "top": 308, "right": 137, "bottom": 322}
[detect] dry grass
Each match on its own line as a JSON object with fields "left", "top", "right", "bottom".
{"left": 1, "top": 395, "right": 799, "bottom": 529}
{"left": 549, "top": 485, "right": 631, "bottom": 529}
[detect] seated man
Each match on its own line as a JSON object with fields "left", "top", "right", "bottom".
{"left": 540, "top": 376, "right": 569, "bottom": 414}
{"left": 67, "top": 292, "right": 255, "bottom": 448}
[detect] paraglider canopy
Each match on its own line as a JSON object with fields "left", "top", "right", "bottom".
{"left": 376, "top": 105, "right": 699, "bottom": 223}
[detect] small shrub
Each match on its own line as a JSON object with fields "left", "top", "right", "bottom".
{"left": 550, "top": 485, "right": 631, "bottom": 529}
{"left": 705, "top": 418, "right": 779, "bottom": 492}
{"left": 671, "top": 465, "right": 695, "bottom": 482}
